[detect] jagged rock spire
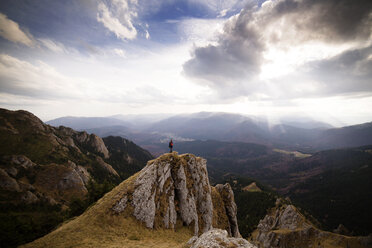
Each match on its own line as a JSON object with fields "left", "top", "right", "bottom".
{"left": 112, "top": 152, "right": 240, "bottom": 237}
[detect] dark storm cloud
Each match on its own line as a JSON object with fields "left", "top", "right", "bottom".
{"left": 183, "top": 0, "right": 372, "bottom": 99}
{"left": 183, "top": 5, "right": 263, "bottom": 93}
{"left": 270, "top": 0, "right": 372, "bottom": 42}
{"left": 306, "top": 45, "right": 372, "bottom": 96}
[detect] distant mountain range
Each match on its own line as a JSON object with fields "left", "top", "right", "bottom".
{"left": 47, "top": 112, "right": 372, "bottom": 152}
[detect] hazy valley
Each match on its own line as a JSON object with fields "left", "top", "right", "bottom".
{"left": 0, "top": 108, "right": 371, "bottom": 248}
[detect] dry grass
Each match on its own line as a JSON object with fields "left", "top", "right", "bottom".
{"left": 273, "top": 149, "right": 311, "bottom": 158}
{"left": 21, "top": 172, "right": 193, "bottom": 248}
{"left": 242, "top": 182, "right": 262, "bottom": 192}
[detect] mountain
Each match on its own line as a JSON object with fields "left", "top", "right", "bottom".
{"left": 46, "top": 116, "right": 131, "bottom": 130}
{"left": 251, "top": 199, "right": 371, "bottom": 248}
{"left": 315, "top": 122, "right": 372, "bottom": 149}
{"left": 162, "top": 139, "right": 372, "bottom": 236}
{"left": 21, "top": 153, "right": 255, "bottom": 248}
{"left": 283, "top": 146, "right": 372, "bottom": 236}
{"left": 0, "top": 108, "right": 153, "bottom": 247}
{"left": 47, "top": 112, "right": 372, "bottom": 152}
{"left": 20, "top": 153, "right": 370, "bottom": 248}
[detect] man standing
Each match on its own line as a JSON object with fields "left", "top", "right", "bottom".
{"left": 169, "top": 139, "right": 173, "bottom": 153}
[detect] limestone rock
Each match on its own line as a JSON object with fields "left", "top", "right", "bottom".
{"left": 253, "top": 202, "right": 370, "bottom": 248}
{"left": 112, "top": 153, "right": 238, "bottom": 237}
{"left": 21, "top": 191, "right": 39, "bottom": 204}
{"left": 96, "top": 157, "right": 119, "bottom": 177}
{"left": 10, "top": 155, "right": 34, "bottom": 169}
{"left": 215, "top": 183, "right": 240, "bottom": 237}
{"left": 58, "top": 169, "right": 88, "bottom": 194}
{"left": 68, "top": 160, "right": 91, "bottom": 185}
{"left": 75, "top": 165, "right": 91, "bottom": 185}
{"left": 0, "top": 168, "right": 21, "bottom": 192}
{"left": 187, "top": 229, "right": 257, "bottom": 248}
{"left": 89, "top": 134, "right": 110, "bottom": 159}
{"left": 75, "top": 132, "right": 109, "bottom": 158}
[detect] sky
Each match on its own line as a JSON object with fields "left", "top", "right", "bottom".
{"left": 0, "top": 0, "right": 371, "bottom": 126}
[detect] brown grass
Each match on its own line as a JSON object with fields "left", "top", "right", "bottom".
{"left": 242, "top": 182, "right": 262, "bottom": 192}
{"left": 21, "top": 172, "right": 193, "bottom": 248}
{"left": 273, "top": 149, "right": 311, "bottom": 158}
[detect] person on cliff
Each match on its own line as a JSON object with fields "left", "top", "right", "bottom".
{"left": 169, "top": 139, "right": 173, "bottom": 153}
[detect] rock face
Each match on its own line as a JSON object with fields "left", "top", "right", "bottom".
{"left": 187, "top": 229, "right": 257, "bottom": 248}
{"left": 0, "top": 108, "right": 153, "bottom": 208}
{"left": 252, "top": 200, "right": 371, "bottom": 248}
{"left": 215, "top": 183, "right": 240, "bottom": 237}
{"left": 0, "top": 108, "right": 155, "bottom": 247}
{"left": 112, "top": 152, "right": 240, "bottom": 237}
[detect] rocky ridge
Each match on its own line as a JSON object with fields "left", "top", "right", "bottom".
{"left": 252, "top": 199, "right": 371, "bottom": 248}
{"left": 111, "top": 152, "right": 242, "bottom": 237}
{"left": 22, "top": 152, "right": 256, "bottom": 248}
{"left": 0, "top": 108, "right": 152, "bottom": 207}
{"left": 0, "top": 108, "right": 153, "bottom": 247}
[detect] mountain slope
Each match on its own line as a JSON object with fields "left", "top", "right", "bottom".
{"left": 0, "top": 108, "right": 153, "bottom": 247}
{"left": 316, "top": 122, "right": 372, "bottom": 149}
{"left": 251, "top": 200, "right": 371, "bottom": 248}
{"left": 47, "top": 112, "right": 372, "bottom": 151}
{"left": 46, "top": 116, "right": 130, "bottom": 130}
{"left": 22, "top": 153, "right": 251, "bottom": 248}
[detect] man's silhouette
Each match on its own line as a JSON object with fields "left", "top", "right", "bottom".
{"left": 169, "top": 139, "right": 173, "bottom": 153}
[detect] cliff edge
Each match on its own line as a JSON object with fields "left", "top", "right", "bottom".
{"left": 22, "top": 152, "right": 253, "bottom": 248}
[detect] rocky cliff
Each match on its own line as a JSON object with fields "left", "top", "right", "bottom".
{"left": 0, "top": 108, "right": 153, "bottom": 247}
{"left": 111, "top": 152, "right": 240, "bottom": 237}
{"left": 252, "top": 199, "right": 372, "bottom": 248}
{"left": 0, "top": 108, "right": 152, "bottom": 208}
{"left": 22, "top": 152, "right": 256, "bottom": 248}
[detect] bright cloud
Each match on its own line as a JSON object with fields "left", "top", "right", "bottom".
{"left": 183, "top": 0, "right": 372, "bottom": 100}
{"left": 0, "top": 13, "right": 34, "bottom": 46}
{"left": 0, "top": 0, "right": 371, "bottom": 124}
{"left": 38, "top": 38, "right": 66, "bottom": 53}
{"left": 97, "top": 0, "right": 138, "bottom": 41}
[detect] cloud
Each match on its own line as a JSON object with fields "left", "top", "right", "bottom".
{"left": 0, "top": 54, "right": 85, "bottom": 99}
{"left": 183, "top": 0, "right": 372, "bottom": 100}
{"left": 97, "top": 0, "right": 138, "bottom": 41}
{"left": 0, "top": 13, "right": 34, "bottom": 46}
{"left": 113, "top": 48, "right": 126, "bottom": 58}
{"left": 38, "top": 38, "right": 66, "bottom": 53}
{"left": 305, "top": 45, "right": 372, "bottom": 96}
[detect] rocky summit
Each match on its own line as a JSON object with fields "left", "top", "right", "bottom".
{"left": 22, "top": 152, "right": 257, "bottom": 248}
{"left": 251, "top": 199, "right": 372, "bottom": 248}
{"left": 111, "top": 152, "right": 241, "bottom": 237}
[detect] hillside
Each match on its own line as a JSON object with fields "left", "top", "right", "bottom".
{"left": 22, "top": 153, "right": 254, "bottom": 248}
{"left": 170, "top": 140, "right": 372, "bottom": 236}
{"left": 284, "top": 147, "right": 372, "bottom": 235}
{"left": 251, "top": 199, "right": 371, "bottom": 248}
{"left": 0, "top": 108, "right": 153, "bottom": 247}
{"left": 47, "top": 112, "right": 372, "bottom": 152}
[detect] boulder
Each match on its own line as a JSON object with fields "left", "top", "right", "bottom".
{"left": 187, "top": 229, "right": 257, "bottom": 248}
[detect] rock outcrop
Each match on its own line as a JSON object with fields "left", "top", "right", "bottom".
{"left": 215, "top": 183, "right": 240, "bottom": 237}
{"left": 0, "top": 108, "right": 153, "bottom": 208}
{"left": 252, "top": 199, "right": 371, "bottom": 248}
{"left": 112, "top": 152, "right": 241, "bottom": 237}
{"left": 187, "top": 229, "right": 257, "bottom": 248}
{"left": 20, "top": 152, "right": 256, "bottom": 248}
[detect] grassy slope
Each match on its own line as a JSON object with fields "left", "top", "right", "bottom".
{"left": 21, "top": 173, "right": 193, "bottom": 248}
